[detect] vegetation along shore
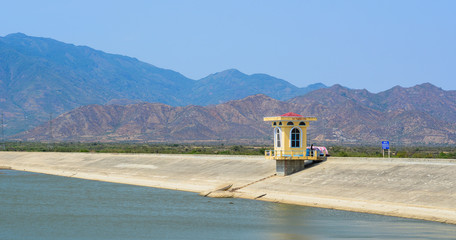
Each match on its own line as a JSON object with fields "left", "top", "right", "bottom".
{"left": 0, "top": 142, "right": 455, "bottom": 159}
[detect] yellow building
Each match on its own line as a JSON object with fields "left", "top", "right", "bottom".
{"left": 264, "top": 112, "right": 325, "bottom": 175}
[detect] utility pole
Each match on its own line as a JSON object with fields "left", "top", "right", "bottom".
{"left": 1, "top": 113, "right": 5, "bottom": 151}
{"left": 323, "top": 116, "right": 327, "bottom": 146}
{"left": 24, "top": 112, "right": 28, "bottom": 131}
{"left": 49, "top": 113, "right": 54, "bottom": 150}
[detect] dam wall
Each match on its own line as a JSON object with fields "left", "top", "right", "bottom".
{"left": 1, "top": 152, "right": 455, "bottom": 224}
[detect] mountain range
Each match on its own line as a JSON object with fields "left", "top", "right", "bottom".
{"left": 2, "top": 33, "right": 456, "bottom": 145}
{"left": 289, "top": 83, "right": 456, "bottom": 145}
{"left": 15, "top": 84, "right": 456, "bottom": 145}
{"left": 0, "top": 33, "right": 322, "bottom": 135}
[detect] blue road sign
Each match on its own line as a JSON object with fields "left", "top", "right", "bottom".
{"left": 382, "top": 141, "right": 390, "bottom": 150}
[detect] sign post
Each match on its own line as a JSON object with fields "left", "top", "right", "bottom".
{"left": 382, "top": 141, "right": 390, "bottom": 158}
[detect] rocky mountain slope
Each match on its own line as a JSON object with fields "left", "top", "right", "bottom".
{"left": 14, "top": 94, "right": 294, "bottom": 142}
{"left": 15, "top": 83, "right": 456, "bottom": 145}
{"left": 0, "top": 33, "right": 192, "bottom": 134}
{"left": 0, "top": 33, "right": 323, "bottom": 135}
{"left": 288, "top": 83, "right": 456, "bottom": 145}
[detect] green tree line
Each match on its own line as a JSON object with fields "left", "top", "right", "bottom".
{"left": 0, "top": 142, "right": 455, "bottom": 159}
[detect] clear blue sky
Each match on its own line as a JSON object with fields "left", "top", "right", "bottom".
{"left": 1, "top": 0, "right": 455, "bottom": 92}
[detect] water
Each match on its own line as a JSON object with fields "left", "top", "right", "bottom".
{"left": 1, "top": 170, "right": 455, "bottom": 239}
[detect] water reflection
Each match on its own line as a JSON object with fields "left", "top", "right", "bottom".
{"left": 267, "top": 204, "right": 314, "bottom": 240}
{"left": 266, "top": 201, "right": 456, "bottom": 239}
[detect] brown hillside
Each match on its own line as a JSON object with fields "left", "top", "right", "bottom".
{"left": 14, "top": 84, "right": 456, "bottom": 145}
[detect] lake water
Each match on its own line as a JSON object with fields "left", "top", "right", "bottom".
{"left": 1, "top": 170, "right": 455, "bottom": 239}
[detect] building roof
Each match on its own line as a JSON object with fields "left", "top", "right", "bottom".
{"left": 280, "top": 112, "right": 303, "bottom": 117}
{"left": 263, "top": 112, "right": 317, "bottom": 122}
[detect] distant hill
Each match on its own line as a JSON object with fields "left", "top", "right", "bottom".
{"left": 188, "top": 69, "right": 325, "bottom": 105}
{"left": 14, "top": 94, "right": 296, "bottom": 142}
{"left": 0, "top": 33, "right": 194, "bottom": 134}
{"left": 15, "top": 84, "right": 456, "bottom": 145}
{"left": 288, "top": 83, "right": 456, "bottom": 145}
{"left": 0, "top": 33, "right": 324, "bottom": 135}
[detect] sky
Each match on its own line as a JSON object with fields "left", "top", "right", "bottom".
{"left": 1, "top": 0, "right": 455, "bottom": 92}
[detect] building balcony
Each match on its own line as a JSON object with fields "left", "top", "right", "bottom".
{"left": 264, "top": 149, "right": 327, "bottom": 161}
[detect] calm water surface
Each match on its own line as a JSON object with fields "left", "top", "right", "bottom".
{"left": 1, "top": 170, "right": 455, "bottom": 239}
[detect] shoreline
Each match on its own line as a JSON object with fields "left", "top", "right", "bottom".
{"left": 234, "top": 191, "right": 456, "bottom": 225}
{"left": 1, "top": 152, "right": 455, "bottom": 225}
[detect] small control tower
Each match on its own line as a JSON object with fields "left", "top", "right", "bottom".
{"left": 264, "top": 112, "right": 325, "bottom": 176}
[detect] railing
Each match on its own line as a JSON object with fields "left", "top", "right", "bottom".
{"left": 265, "top": 149, "right": 325, "bottom": 160}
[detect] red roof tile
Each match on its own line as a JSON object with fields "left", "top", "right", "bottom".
{"left": 280, "top": 112, "right": 303, "bottom": 117}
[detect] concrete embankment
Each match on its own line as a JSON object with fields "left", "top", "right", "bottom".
{"left": 1, "top": 152, "right": 455, "bottom": 224}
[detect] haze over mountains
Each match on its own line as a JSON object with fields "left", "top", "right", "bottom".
{"left": 0, "top": 33, "right": 323, "bottom": 135}
{"left": 2, "top": 33, "right": 456, "bottom": 145}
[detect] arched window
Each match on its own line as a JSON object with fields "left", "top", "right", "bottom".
{"left": 290, "top": 128, "right": 301, "bottom": 148}
{"left": 275, "top": 127, "right": 281, "bottom": 148}
{"left": 299, "top": 121, "right": 306, "bottom": 126}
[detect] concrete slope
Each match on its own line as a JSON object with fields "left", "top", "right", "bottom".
{"left": 237, "top": 157, "right": 456, "bottom": 224}
{"left": 1, "top": 152, "right": 455, "bottom": 224}
{"left": 0, "top": 152, "right": 274, "bottom": 193}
